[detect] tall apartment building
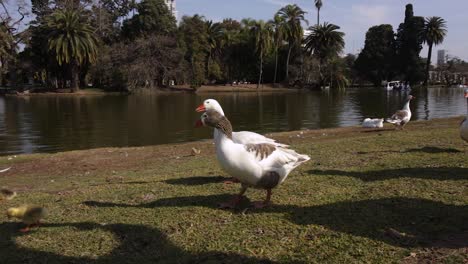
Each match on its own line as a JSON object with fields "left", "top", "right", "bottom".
{"left": 164, "top": 0, "right": 178, "bottom": 22}
{"left": 437, "top": 49, "right": 446, "bottom": 66}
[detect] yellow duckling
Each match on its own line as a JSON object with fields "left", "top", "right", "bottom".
{"left": 6, "top": 205, "right": 47, "bottom": 232}
{"left": 0, "top": 188, "right": 17, "bottom": 200}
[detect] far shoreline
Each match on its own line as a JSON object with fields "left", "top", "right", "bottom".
{"left": 0, "top": 83, "right": 458, "bottom": 97}
{"left": 1, "top": 84, "right": 308, "bottom": 97}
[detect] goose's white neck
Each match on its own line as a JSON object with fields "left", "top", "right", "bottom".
{"left": 403, "top": 99, "right": 411, "bottom": 112}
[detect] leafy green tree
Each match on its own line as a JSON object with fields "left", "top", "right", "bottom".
{"left": 100, "top": 0, "right": 134, "bottom": 21}
{"left": 46, "top": 9, "right": 99, "bottom": 91}
{"left": 304, "top": 22, "right": 344, "bottom": 87}
{"left": 205, "top": 20, "right": 224, "bottom": 81}
{"left": 314, "top": 0, "right": 322, "bottom": 25}
{"left": 422, "top": 16, "right": 447, "bottom": 86}
{"left": 0, "top": 21, "right": 15, "bottom": 85}
{"left": 323, "top": 57, "right": 349, "bottom": 89}
{"left": 395, "top": 4, "right": 425, "bottom": 84}
{"left": 354, "top": 24, "right": 396, "bottom": 86}
{"left": 343, "top": 53, "right": 357, "bottom": 86}
{"left": 105, "top": 35, "right": 187, "bottom": 91}
{"left": 178, "top": 15, "right": 209, "bottom": 87}
{"left": 277, "top": 4, "right": 307, "bottom": 81}
{"left": 269, "top": 14, "right": 284, "bottom": 84}
{"left": 251, "top": 20, "right": 273, "bottom": 88}
{"left": 122, "top": 0, "right": 176, "bottom": 39}
{"left": 31, "top": 0, "right": 51, "bottom": 16}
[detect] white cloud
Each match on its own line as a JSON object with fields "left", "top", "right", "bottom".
{"left": 260, "top": 0, "right": 290, "bottom": 7}
{"left": 351, "top": 4, "right": 390, "bottom": 26}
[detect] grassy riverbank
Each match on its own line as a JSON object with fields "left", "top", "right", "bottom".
{"left": 0, "top": 117, "right": 466, "bottom": 263}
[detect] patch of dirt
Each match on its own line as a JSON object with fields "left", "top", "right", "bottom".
{"left": 401, "top": 231, "right": 468, "bottom": 264}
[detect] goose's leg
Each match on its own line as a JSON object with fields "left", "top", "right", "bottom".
{"left": 20, "top": 225, "right": 31, "bottom": 233}
{"left": 252, "top": 189, "right": 272, "bottom": 208}
{"left": 400, "top": 122, "right": 406, "bottom": 130}
{"left": 223, "top": 177, "right": 240, "bottom": 184}
{"left": 219, "top": 185, "right": 247, "bottom": 209}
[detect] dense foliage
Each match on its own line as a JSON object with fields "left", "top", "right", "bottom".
{"left": 0, "top": 1, "right": 454, "bottom": 91}
{"left": 354, "top": 25, "right": 396, "bottom": 86}
{"left": 354, "top": 4, "right": 451, "bottom": 86}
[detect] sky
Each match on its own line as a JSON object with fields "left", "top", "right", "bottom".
{"left": 3, "top": 0, "right": 468, "bottom": 62}
{"left": 176, "top": 0, "right": 468, "bottom": 62}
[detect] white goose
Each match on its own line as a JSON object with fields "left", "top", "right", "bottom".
{"left": 460, "top": 89, "right": 468, "bottom": 142}
{"left": 386, "top": 95, "right": 415, "bottom": 130}
{"left": 196, "top": 99, "right": 288, "bottom": 147}
{"left": 195, "top": 110, "right": 310, "bottom": 208}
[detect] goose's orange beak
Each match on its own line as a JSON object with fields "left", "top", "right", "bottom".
{"left": 195, "top": 104, "right": 206, "bottom": 112}
{"left": 194, "top": 119, "right": 203, "bottom": 128}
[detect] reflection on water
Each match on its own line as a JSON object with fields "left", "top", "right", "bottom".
{"left": 0, "top": 87, "right": 466, "bottom": 155}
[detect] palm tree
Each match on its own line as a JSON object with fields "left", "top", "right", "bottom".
{"left": 422, "top": 16, "right": 447, "bottom": 86}
{"left": 277, "top": 4, "right": 307, "bottom": 81}
{"left": 314, "top": 0, "right": 323, "bottom": 25}
{"left": 251, "top": 20, "right": 273, "bottom": 88}
{"left": 269, "top": 14, "right": 284, "bottom": 84}
{"left": 323, "top": 57, "right": 349, "bottom": 89}
{"left": 241, "top": 18, "right": 256, "bottom": 29}
{"left": 304, "top": 22, "right": 345, "bottom": 88}
{"left": 0, "top": 22, "right": 14, "bottom": 71}
{"left": 46, "top": 9, "right": 99, "bottom": 92}
{"left": 205, "top": 20, "right": 223, "bottom": 79}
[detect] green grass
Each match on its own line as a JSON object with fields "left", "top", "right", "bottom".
{"left": 0, "top": 117, "right": 467, "bottom": 263}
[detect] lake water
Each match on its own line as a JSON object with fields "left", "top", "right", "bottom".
{"left": 0, "top": 87, "right": 466, "bottom": 155}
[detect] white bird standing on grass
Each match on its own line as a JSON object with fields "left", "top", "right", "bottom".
{"left": 195, "top": 110, "right": 310, "bottom": 209}
{"left": 386, "top": 95, "right": 415, "bottom": 130}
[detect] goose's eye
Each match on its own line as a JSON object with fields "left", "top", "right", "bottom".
{"left": 206, "top": 101, "right": 210, "bottom": 104}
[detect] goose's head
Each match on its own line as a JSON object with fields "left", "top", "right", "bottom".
{"left": 407, "top": 95, "right": 415, "bottom": 100}
{"left": 194, "top": 110, "right": 225, "bottom": 128}
{"left": 464, "top": 89, "right": 468, "bottom": 98}
{"left": 195, "top": 99, "right": 224, "bottom": 115}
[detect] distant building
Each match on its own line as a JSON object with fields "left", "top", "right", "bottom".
{"left": 164, "top": 0, "right": 178, "bottom": 22}
{"left": 437, "top": 49, "right": 446, "bottom": 66}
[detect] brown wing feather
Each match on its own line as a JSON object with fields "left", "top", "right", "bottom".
{"left": 244, "top": 143, "right": 276, "bottom": 161}
{"left": 391, "top": 110, "right": 408, "bottom": 120}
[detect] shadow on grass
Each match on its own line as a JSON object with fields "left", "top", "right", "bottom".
{"left": 360, "top": 128, "right": 395, "bottom": 133}
{"left": 83, "top": 196, "right": 468, "bottom": 248}
{"left": 84, "top": 194, "right": 238, "bottom": 209}
{"left": 403, "top": 146, "right": 462, "bottom": 153}
{"left": 164, "top": 175, "right": 227, "bottom": 186}
{"left": 356, "top": 146, "right": 462, "bottom": 155}
{"left": 308, "top": 167, "right": 468, "bottom": 181}
{"left": 0, "top": 221, "right": 281, "bottom": 264}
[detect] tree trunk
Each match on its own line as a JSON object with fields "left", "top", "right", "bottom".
{"left": 424, "top": 43, "right": 433, "bottom": 86}
{"left": 285, "top": 44, "right": 292, "bottom": 82}
{"left": 273, "top": 46, "right": 279, "bottom": 84}
{"left": 318, "top": 58, "right": 325, "bottom": 88}
{"left": 317, "top": 9, "right": 320, "bottom": 25}
{"left": 205, "top": 51, "right": 211, "bottom": 81}
{"left": 71, "top": 61, "right": 79, "bottom": 92}
{"left": 257, "top": 51, "right": 263, "bottom": 89}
